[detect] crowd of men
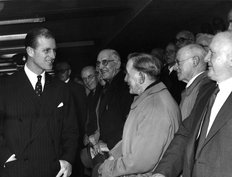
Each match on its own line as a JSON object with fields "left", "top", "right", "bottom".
{"left": 0, "top": 7, "right": 232, "bottom": 177}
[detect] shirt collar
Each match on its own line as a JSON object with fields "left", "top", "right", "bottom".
{"left": 186, "top": 72, "right": 204, "bottom": 88}
{"left": 24, "top": 64, "right": 45, "bottom": 90}
{"left": 217, "top": 77, "right": 232, "bottom": 94}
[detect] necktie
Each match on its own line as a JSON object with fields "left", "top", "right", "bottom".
{"left": 195, "top": 85, "right": 220, "bottom": 155}
{"left": 35, "top": 75, "right": 42, "bottom": 96}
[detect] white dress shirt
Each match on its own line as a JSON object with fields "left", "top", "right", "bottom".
{"left": 24, "top": 64, "right": 45, "bottom": 91}
{"left": 206, "top": 77, "right": 232, "bottom": 136}
{"left": 186, "top": 72, "right": 204, "bottom": 88}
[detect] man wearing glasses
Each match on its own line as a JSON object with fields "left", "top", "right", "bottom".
{"left": 85, "top": 49, "right": 133, "bottom": 175}
{"left": 160, "top": 42, "right": 186, "bottom": 104}
{"left": 175, "top": 44, "right": 208, "bottom": 121}
{"left": 152, "top": 31, "right": 232, "bottom": 177}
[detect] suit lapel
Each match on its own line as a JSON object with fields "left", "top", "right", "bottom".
{"left": 203, "top": 92, "right": 232, "bottom": 146}
{"left": 19, "top": 70, "right": 40, "bottom": 108}
{"left": 185, "top": 82, "right": 216, "bottom": 161}
{"left": 15, "top": 70, "right": 42, "bottom": 155}
{"left": 29, "top": 73, "right": 53, "bottom": 142}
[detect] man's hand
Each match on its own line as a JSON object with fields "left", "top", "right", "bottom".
{"left": 56, "top": 160, "right": 72, "bottom": 177}
{"left": 89, "top": 131, "right": 100, "bottom": 146}
{"left": 98, "top": 163, "right": 104, "bottom": 176}
{"left": 83, "top": 134, "right": 89, "bottom": 146}
{"left": 93, "top": 141, "right": 109, "bottom": 155}
{"left": 151, "top": 173, "right": 166, "bottom": 177}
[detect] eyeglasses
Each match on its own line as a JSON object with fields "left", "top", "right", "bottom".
{"left": 96, "top": 59, "right": 115, "bottom": 67}
{"left": 176, "top": 37, "right": 188, "bottom": 43}
{"left": 175, "top": 57, "right": 193, "bottom": 66}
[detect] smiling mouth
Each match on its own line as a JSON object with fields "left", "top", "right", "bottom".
{"left": 100, "top": 70, "right": 108, "bottom": 74}
{"left": 46, "top": 60, "right": 54, "bottom": 64}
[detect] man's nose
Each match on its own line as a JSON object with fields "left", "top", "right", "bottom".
{"left": 50, "top": 50, "right": 56, "bottom": 59}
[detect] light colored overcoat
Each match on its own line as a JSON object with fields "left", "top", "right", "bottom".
{"left": 100, "top": 82, "right": 181, "bottom": 177}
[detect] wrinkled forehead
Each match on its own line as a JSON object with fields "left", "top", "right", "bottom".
{"left": 97, "top": 50, "right": 112, "bottom": 61}
{"left": 209, "top": 34, "right": 231, "bottom": 53}
{"left": 82, "top": 68, "right": 95, "bottom": 77}
{"left": 177, "top": 47, "right": 191, "bottom": 59}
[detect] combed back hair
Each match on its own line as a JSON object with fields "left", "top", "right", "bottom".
{"left": 25, "top": 27, "right": 55, "bottom": 49}
{"left": 128, "top": 53, "right": 162, "bottom": 80}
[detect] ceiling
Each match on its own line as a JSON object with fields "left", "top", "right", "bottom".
{"left": 0, "top": 0, "right": 231, "bottom": 75}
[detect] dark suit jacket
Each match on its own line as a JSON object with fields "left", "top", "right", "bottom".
{"left": 183, "top": 84, "right": 232, "bottom": 177}
{"left": 97, "top": 71, "right": 133, "bottom": 149}
{"left": 160, "top": 65, "right": 186, "bottom": 104}
{"left": 154, "top": 79, "right": 216, "bottom": 177}
{"left": 86, "top": 84, "right": 102, "bottom": 136}
{"left": 0, "top": 69, "right": 78, "bottom": 177}
{"left": 66, "top": 80, "right": 86, "bottom": 146}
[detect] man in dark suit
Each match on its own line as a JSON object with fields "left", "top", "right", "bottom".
{"left": 94, "top": 49, "right": 133, "bottom": 151}
{"left": 55, "top": 61, "right": 86, "bottom": 177}
{"left": 55, "top": 61, "right": 86, "bottom": 144}
{"left": 160, "top": 42, "right": 186, "bottom": 104}
{"left": 175, "top": 44, "right": 208, "bottom": 121}
{"left": 152, "top": 31, "right": 232, "bottom": 177}
{"left": 83, "top": 49, "right": 133, "bottom": 177}
{"left": 0, "top": 28, "right": 78, "bottom": 177}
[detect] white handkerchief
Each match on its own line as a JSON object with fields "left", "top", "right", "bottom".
{"left": 57, "top": 102, "right": 64, "bottom": 108}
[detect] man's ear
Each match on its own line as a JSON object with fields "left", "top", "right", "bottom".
{"left": 227, "top": 53, "right": 232, "bottom": 67}
{"left": 68, "top": 69, "right": 72, "bottom": 76}
{"left": 26, "top": 46, "right": 34, "bottom": 58}
{"left": 193, "top": 56, "right": 199, "bottom": 67}
{"left": 139, "top": 72, "right": 145, "bottom": 84}
{"left": 115, "top": 60, "right": 121, "bottom": 70}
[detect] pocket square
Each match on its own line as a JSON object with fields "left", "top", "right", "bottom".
{"left": 57, "top": 102, "right": 64, "bottom": 108}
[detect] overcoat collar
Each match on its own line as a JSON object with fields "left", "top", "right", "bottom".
{"left": 131, "top": 82, "right": 166, "bottom": 110}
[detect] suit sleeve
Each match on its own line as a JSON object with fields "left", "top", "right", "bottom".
{"left": 153, "top": 119, "right": 190, "bottom": 177}
{"left": 154, "top": 80, "right": 215, "bottom": 177}
{"left": 0, "top": 78, "right": 12, "bottom": 167}
{"left": 100, "top": 100, "right": 179, "bottom": 177}
{"left": 60, "top": 85, "right": 79, "bottom": 164}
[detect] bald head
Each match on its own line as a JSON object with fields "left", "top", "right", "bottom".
{"left": 211, "top": 31, "right": 232, "bottom": 55}
{"left": 97, "top": 49, "right": 121, "bottom": 63}
{"left": 178, "top": 44, "right": 207, "bottom": 65}
{"left": 176, "top": 44, "right": 207, "bottom": 83}
{"left": 205, "top": 31, "right": 232, "bottom": 82}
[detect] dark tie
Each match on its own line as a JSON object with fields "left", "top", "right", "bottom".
{"left": 35, "top": 75, "right": 42, "bottom": 96}
{"left": 195, "top": 85, "right": 220, "bottom": 155}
